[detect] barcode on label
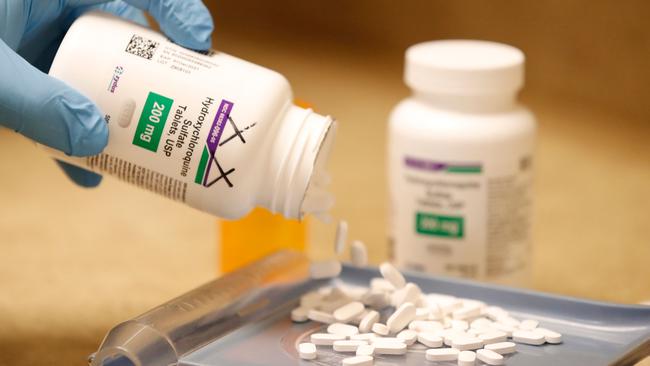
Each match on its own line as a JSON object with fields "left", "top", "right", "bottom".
{"left": 125, "top": 35, "right": 158, "bottom": 60}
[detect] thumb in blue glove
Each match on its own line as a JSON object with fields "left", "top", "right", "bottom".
{"left": 0, "top": 0, "right": 214, "bottom": 187}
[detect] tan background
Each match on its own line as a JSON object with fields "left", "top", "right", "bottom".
{"left": 1, "top": 0, "right": 649, "bottom": 365}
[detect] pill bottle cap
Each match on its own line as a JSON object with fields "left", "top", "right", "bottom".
{"left": 405, "top": 40, "right": 524, "bottom": 95}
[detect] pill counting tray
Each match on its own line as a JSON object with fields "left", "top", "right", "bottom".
{"left": 179, "top": 264, "right": 650, "bottom": 366}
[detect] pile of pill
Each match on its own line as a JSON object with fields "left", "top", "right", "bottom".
{"left": 296, "top": 223, "right": 562, "bottom": 365}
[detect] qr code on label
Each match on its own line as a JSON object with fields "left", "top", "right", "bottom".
{"left": 125, "top": 35, "right": 158, "bottom": 60}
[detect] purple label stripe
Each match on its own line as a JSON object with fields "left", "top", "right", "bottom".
{"left": 202, "top": 99, "right": 233, "bottom": 186}
{"left": 404, "top": 156, "right": 482, "bottom": 173}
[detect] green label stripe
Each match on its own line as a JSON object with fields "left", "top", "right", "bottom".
{"left": 415, "top": 212, "right": 464, "bottom": 238}
{"left": 446, "top": 166, "right": 482, "bottom": 174}
{"left": 132, "top": 92, "right": 173, "bottom": 152}
{"left": 195, "top": 146, "right": 210, "bottom": 184}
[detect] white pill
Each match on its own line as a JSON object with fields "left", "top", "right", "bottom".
{"left": 512, "top": 330, "right": 546, "bottom": 345}
{"left": 426, "top": 348, "right": 459, "bottom": 361}
{"left": 451, "top": 320, "right": 469, "bottom": 331}
{"left": 387, "top": 302, "right": 416, "bottom": 332}
{"left": 333, "top": 340, "right": 367, "bottom": 352}
{"left": 471, "top": 318, "right": 492, "bottom": 329}
{"left": 328, "top": 323, "right": 360, "bottom": 337}
{"left": 351, "top": 240, "right": 368, "bottom": 267}
{"left": 370, "top": 278, "right": 395, "bottom": 292}
{"left": 342, "top": 355, "right": 373, "bottom": 366}
{"left": 291, "top": 306, "right": 309, "bottom": 322}
{"left": 484, "top": 306, "right": 509, "bottom": 321}
{"left": 497, "top": 316, "right": 521, "bottom": 327}
{"left": 479, "top": 331, "right": 508, "bottom": 344}
{"left": 372, "top": 337, "right": 405, "bottom": 345}
{"left": 458, "top": 350, "right": 476, "bottom": 366}
{"left": 519, "top": 319, "right": 539, "bottom": 330}
{"left": 308, "top": 309, "right": 336, "bottom": 324}
{"left": 452, "top": 336, "right": 483, "bottom": 351}
{"left": 415, "top": 307, "right": 430, "bottom": 320}
{"left": 453, "top": 305, "right": 481, "bottom": 320}
{"left": 356, "top": 344, "right": 375, "bottom": 356}
{"left": 391, "top": 283, "right": 421, "bottom": 307}
{"left": 350, "top": 333, "right": 377, "bottom": 341}
{"left": 361, "top": 290, "right": 390, "bottom": 309}
{"left": 535, "top": 328, "right": 563, "bottom": 344}
{"left": 396, "top": 329, "right": 417, "bottom": 345}
{"left": 490, "top": 322, "right": 515, "bottom": 337}
{"left": 335, "top": 220, "right": 348, "bottom": 255}
{"left": 334, "top": 301, "right": 365, "bottom": 323}
{"left": 298, "top": 342, "right": 317, "bottom": 360}
{"left": 484, "top": 341, "right": 517, "bottom": 354}
{"left": 476, "top": 349, "right": 505, "bottom": 365}
{"left": 409, "top": 320, "right": 443, "bottom": 332}
{"left": 311, "top": 333, "right": 346, "bottom": 345}
{"left": 371, "top": 323, "right": 389, "bottom": 336}
{"left": 417, "top": 332, "right": 443, "bottom": 347}
{"left": 359, "top": 310, "right": 380, "bottom": 333}
{"left": 373, "top": 342, "right": 407, "bottom": 355}
{"left": 310, "top": 260, "right": 342, "bottom": 279}
{"left": 379, "top": 262, "right": 406, "bottom": 289}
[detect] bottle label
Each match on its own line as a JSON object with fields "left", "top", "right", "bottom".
{"left": 391, "top": 154, "right": 532, "bottom": 281}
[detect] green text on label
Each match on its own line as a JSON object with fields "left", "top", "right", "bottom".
{"left": 415, "top": 212, "right": 464, "bottom": 238}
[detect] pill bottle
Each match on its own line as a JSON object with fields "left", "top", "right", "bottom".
{"left": 48, "top": 12, "right": 335, "bottom": 220}
{"left": 388, "top": 40, "right": 536, "bottom": 286}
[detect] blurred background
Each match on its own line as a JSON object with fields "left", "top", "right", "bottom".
{"left": 1, "top": 0, "right": 648, "bottom": 364}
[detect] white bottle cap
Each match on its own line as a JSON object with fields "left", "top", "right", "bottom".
{"left": 405, "top": 40, "right": 524, "bottom": 95}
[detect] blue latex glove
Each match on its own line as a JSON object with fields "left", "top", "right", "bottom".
{"left": 0, "top": 0, "right": 213, "bottom": 187}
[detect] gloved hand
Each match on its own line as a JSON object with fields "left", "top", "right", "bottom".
{"left": 0, "top": 0, "right": 214, "bottom": 187}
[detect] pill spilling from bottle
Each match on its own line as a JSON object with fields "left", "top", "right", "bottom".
{"left": 296, "top": 229, "right": 562, "bottom": 365}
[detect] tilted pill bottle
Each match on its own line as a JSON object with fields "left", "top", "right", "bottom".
{"left": 388, "top": 40, "right": 536, "bottom": 286}
{"left": 48, "top": 12, "right": 335, "bottom": 220}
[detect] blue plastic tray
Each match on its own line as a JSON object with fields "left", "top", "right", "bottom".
{"left": 180, "top": 265, "right": 650, "bottom": 366}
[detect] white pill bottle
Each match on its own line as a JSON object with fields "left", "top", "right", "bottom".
{"left": 49, "top": 12, "right": 335, "bottom": 219}
{"left": 388, "top": 40, "right": 536, "bottom": 285}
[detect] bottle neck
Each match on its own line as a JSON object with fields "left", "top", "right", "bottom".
{"left": 413, "top": 90, "right": 518, "bottom": 113}
{"left": 260, "top": 105, "right": 335, "bottom": 219}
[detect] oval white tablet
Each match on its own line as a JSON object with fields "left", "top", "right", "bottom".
{"left": 291, "top": 306, "right": 309, "bottom": 322}
{"left": 342, "top": 355, "right": 373, "bottom": 366}
{"left": 359, "top": 310, "right": 380, "bottom": 333}
{"left": 307, "top": 309, "right": 335, "bottom": 324}
{"left": 310, "top": 333, "right": 346, "bottom": 345}
{"left": 451, "top": 336, "right": 483, "bottom": 351}
{"left": 479, "top": 331, "right": 508, "bottom": 344}
{"left": 327, "top": 323, "right": 360, "bottom": 337}
{"left": 379, "top": 262, "right": 406, "bottom": 289}
{"left": 535, "top": 328, "right": 563, "bottom": 344}
{"left": 458, "top": 350, "right": 476, "bottom": 366}
{"left": 350, "top": 333, "right": 376, "bottom": 341}
{"left": 371, "top": 323, "right": 389, "bottom": 336}
{"left": 396, "top": 329, "right": 417, "bottom": 345}
{"left": 374, "top": 342, "right": 407, "bottom": 355}
{"left": 519, "top": 319, "right": 539, "bottom": 330}
{"left": 335, "top": 220, "right": 348, "bottom": 254}
{"left": 298, "top": 342, "right": 317, "bottom": 360}
{"left": 387, "top": 302, "right": 416, "bottom": 333}
{"left": 334, "top": 301, "right": 365, "bottom": 323}
{"left": 356, "top": 344, "right": 375, "bottom": 356}
{"left": 477, "top": 349, "right": 505, "bottom": 365}
{"left": 425, "top": 348, "right": 459, "bottom": 361}
{"left": 333, "top": 340, "right": 367, "bottom": 352}
{"left": 417, "top": 332, "right": 443, "bottom": 347}
{"left": 484, "top": 341, "right": 517, "bottom": 354}
{"left": 351, "top": 240, "right": 368, "bottom": 267}
{"left": 512, "top": 330, "right": 546, "bottom": 345}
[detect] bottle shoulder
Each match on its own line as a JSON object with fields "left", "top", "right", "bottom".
{"left": 388, "top": 97, "right": 536, "bottom": 141}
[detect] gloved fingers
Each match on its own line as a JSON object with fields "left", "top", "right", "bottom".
{"left": 67, "top": 1, "right": 149, "bottom": 28}
{"left": 56, "top": 160, "right": 103, "bottom": 188}
{"left": 0, "top": 39, "right": 108, "bottom": 157}
{"left": 123, "top": 0, "right": 214, "bottom": 50}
